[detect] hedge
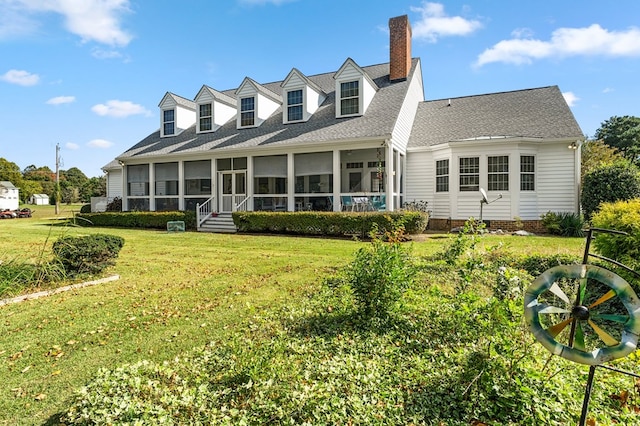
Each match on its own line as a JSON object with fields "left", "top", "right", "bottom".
{"left": 75, "top": 211, "right": 197, "bottom": 230}
{"left": 232, "top": 211, "right": 428, "bottom": 237}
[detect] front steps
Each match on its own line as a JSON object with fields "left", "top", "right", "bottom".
{"left": 198, "top": 213, "right": 237, "bottom": 233}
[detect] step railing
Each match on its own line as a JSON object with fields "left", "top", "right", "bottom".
{"left": 196, "top": 196, "right": 215, "bottom": 228}
{"left": 235, "top": 195, "right": 251, "bottom": 212}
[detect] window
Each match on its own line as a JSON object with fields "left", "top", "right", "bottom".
{"left": 459, "top": 157, "right": 479, "bottom": 192}
{"left": 240, "top": 97, "right": 255, "bottom": 127}
{"left": 287, "top": 89, "right": 303, "bottom": 122}
{"left": 184, "top": 160, "right": 211, "bottom": 196}
{"left": 127, "top": 164, "right": 149, "bottom": 196}
{"left": 349, "top": 172, "right": 362, "bottom": 192}
{"left": 371, "top": 171, "right": 385, "bottom": 192}
{"left": 155, "top": 162, "right": 178, "bottom": 196}
{"left": 340, "top": 81, "right": 359, "bottom": 115}
{"left": 199, "top": 103, "right": 212, "bottom": 132}
{"left": 163, "top": 109, "right": 175, "bottom": 136}
{"left": 436, "top": 159, "right": 449, "bottom": 192}
{"left": 346, "top": 162, "right": 363, "bottom": 169}
{"left": 488, "top": 156, "right": 509, "bottom": 191}
{"left": 520, "top": 155, "right": 535, "bottom": 191}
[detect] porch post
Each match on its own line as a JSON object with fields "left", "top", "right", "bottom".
{"left": 395, "top": 149, "right": 401, "bottom": 209}
{"left": 149, "top": 162, "right": 155, "bottom": 211}
{"left": 211, "top": 159, "right": 217, "bottom": 212}
{"left": 178, "top": 161, "right": 184, "bottom": 211}
{"left": 333, "top": 149, "right": 341, "bottom": 211}
{"left": 246, "top": 155, "right": 253, "bottom": 211}
{"left": 287, "top": 153, "right": 295, "bottom": 211}
{"left": 121, "top": 163, "right": 128, "bottom": 211}
{"left": 385, "top": 141, "right": 394, "bottom": 211}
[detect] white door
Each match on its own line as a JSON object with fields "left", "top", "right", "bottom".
{"left": 219, "top": 171, "right": 246, "bottom": 212}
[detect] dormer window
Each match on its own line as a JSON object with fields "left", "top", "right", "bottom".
{"left": 340, "top": 81, "right": 359, "bottom": 115}
{"left": 199, "top": 103, "right": 212, "bottom": 132}
{"left": 240, "top": 97, "right": 255, "bottom": 127}
{"left": 163, "top": 109, "right": 175, "bottom": 135}
{"left": 287, "top": 90, "right": 303, "bottom": 122}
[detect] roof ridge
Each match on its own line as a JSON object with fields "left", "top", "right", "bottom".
{"left": 425, "top": 85, "right": 558, "bottom": 103}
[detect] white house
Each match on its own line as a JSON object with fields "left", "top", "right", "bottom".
{"left": 0, "top": 181, "right": 19, "bottom": 211}
{"left": 105, "top": 15, "right": 582, "bottom": 232}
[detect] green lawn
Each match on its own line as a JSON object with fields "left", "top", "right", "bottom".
{"left": 0, "top": 207, "right": 588, "bottom": 424}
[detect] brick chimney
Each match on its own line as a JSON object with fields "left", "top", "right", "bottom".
{"left": 389, "top": 15, "right": 412, "bottom": 81}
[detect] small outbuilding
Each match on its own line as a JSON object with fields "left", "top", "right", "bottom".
{"left": 0, "top": 181, "right": 20, "bottom": 211}
{"left": 30, "top": 193, "right": 50, "bottom": 205}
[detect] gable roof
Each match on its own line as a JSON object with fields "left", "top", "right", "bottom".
{"left": 158, "top": 92, "right": 196, "bottom": 110}
{"left": 195, "top": 85, "right": 237, "bottom": 107}
{"left": 236, "top": 77, "right": 283, "bottom": 103}
{"left": 0, "top": 181, "right": 16, "bottom": 188}
{"left": 281, "top": 68, "right": 325, "bottom": 95}
{"left": 118, "top": 58, "right": 420, "bottom": 161}
{"left": 408, "top": 86, "right": 583, "bottom": 148}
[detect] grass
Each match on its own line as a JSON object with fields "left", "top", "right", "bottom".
{"left": 0, "top": 206, "right": 587, "bottom": 424}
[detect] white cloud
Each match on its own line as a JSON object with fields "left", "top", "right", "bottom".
{"left": 47, "top": 95, "right": 76, "bottom": 105}
{"left": 562, "top": 91, "right": 579, "bottom": 107}
{"left": 0, "top": 69, "right": 40, "bottom": 86}
{"left": 91, "top": 47, "right": 123, "bottom": 59}
{"left": 602, "top": 87, "right": 614, "bottom": 93}
{"left": 66, "top": 142, "right": 79, "bottom": 150}
{"left": 91, "top": 100, "right": 150, "bottom": 118}
{"left": 410, "top": 2, "right": 482, "bottom": 43}
{"left": 476, "top": 24, "right": 640, "bottom": 67}
{"left": 87, "top": 139, "right": 114, "bottom": 148}
{"left": 1, "top": 0, "right": 133, "bottom": 46}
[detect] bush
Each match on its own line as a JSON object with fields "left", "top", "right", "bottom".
{"left": 540, "top": 211, "right": 585, "bottom": 237}
{"left": 105, "top": 197, "right": 122, "bottom": 212}
{"left": 79, "top": 204, "right": 92, "bottom": 213}
{"left": 591, "top": 198, "right": 640, "bottom": 274}
{"left": 582, "top": 162, "right": 640, "bottom": 220}
{"left": 76, "top": 211, "right": 196, "bottom": 230}
{"left": 52, "top": 234, "right": 124, "bottom": 275}
{"left": 327, "top": 231, "right": 418, "bottom": 320}
{"left": 233, "top": 211, "right": 428, "bottom": 237}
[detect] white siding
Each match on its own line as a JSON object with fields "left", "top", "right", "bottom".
{"left": 390, "top": 60, "right": 424, "bottom": 152}
{"left": 176, "top": 106, "right": 196, "bottom": 131}
{"left": 334, "top": 60, "right": 377, "bottom": 117}
{"left": 537, "top": 144, "right": 578, "bottom": 214}
{"left": 256, "top": 93, "right": 279, "bottom": 123}
{"left": 362, "top": 78, "right": 376, "bottom": 115}
{"left": 405, "top": 150, "right": 433, "bottom": 204}
{"left": 213, "top": 102, "right": 236, "bottom": 128}
{"left": 107, "top": 169, "right": 123, "bottom": 200}
{"left": 305, "top": 86, "right": 325, "bottom": 117}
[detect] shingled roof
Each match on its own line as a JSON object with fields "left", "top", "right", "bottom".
{"left": 408, "top": 86, "right": 583, "bottom": 148}
{"left": 118, "top": 59, "right": 420, "bottom": 161}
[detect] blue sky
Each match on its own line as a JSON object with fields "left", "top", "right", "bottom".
{"left": 2, "top": 0, "right": 640, "bottom": 178}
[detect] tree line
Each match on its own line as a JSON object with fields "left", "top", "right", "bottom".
{"left": 0, "top": 158, "right": 105, "bottom": 205}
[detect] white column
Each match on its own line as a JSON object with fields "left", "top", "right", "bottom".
{"left": 385, "top": 141, "right": 394, "bottom": 210}
{"left": 287, "top": 153, "right": 295, "bottom": 211}
{"left": 246, "top": 155, "right": 253, "bottom": 211}
{"left": 121, "top": 163, "right": 128, "bottom": 211}
{"left": 178, "top": 161, "right": 184, "bottom": 211}
{"left": 149, "top": 162, "right": 155, "bottom": 211}
{"left": 333, "top": 149, "right": 341, "bottom": 211}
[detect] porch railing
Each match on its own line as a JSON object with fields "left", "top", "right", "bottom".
{"left": 235, "top": 195, "right": 251, "bottom": 212}
{"left": 196, "top": 195, "right": 215, "bottom": 228}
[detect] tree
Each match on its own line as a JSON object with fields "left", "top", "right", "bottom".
{"left": 0, "top": 158, "right": 23, "bottom": 185}
{"left": 581, "top": 161, "right": 640, "bottom": 220}
{"left": 81, "top": 176, "right": 107, "bottom": 201}
{"left": 594, "top": 116, "right": 640, "bottom": 165}
{"left": 581, "top": 139, "right": 626, "bottom": 184}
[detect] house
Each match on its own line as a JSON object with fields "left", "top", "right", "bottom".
{"left": 106, "top": 15, "right": 582, "bottom": 232}
{"left": 30, "top": 193, "right": 49, "bottom": 205}
{"left": 0, "top": 181, "right": 19, "bottom": 211}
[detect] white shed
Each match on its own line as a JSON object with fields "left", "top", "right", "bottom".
{"left": 30, "top": 193, "right": 50, "bottom": 205}
{"left": 0, "top": 181, "right": 19, "bottom": 210}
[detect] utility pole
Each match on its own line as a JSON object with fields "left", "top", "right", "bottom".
{"left": 55, "top": 143, "right": 60, "bottom": 215}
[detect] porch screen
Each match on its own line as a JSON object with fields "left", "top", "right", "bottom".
{"left": 155, "top": 162, "right": 178, "bottom": 180}
{"left": 127, "top": 164, "right": 149, "bottom": 197}
{"left": 184, "top": 160, "right": 211, "bottom": 179}
{"left": 294, "top": 152, "right": 332, "bottom": 176}
{"left": 254, "top": 155, "right": 287, "bottom": 177}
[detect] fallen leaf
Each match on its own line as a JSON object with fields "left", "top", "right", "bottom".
{"left": 21, "top": 366, "right": 31, "bottom": 373}
{"left": 51, "top": 370, "right": 61, "bottom": 376}
{"left": 34, "top": 393, "right": 46, "bottom": 401}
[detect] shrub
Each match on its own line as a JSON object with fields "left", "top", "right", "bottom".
{"left": 540, "top": 211, "right": 585, "bottom": 237}
{"left": 79, "top": 204, "right": 92, "bottom": 213}
{"left": 233, "top": 211, "right": 428, "bottom": 237}
{"left": 76, "top": 211, "right": 196, "bottom": 230}
{"left": 582, "top": 162, "right": 640, "bottom": 220}
{"left": 105, "top": 196, "right": 122, "bottom": 212}
{"left": 52, "top": 234, "right": 124, "bottom": 275}
{"left": 327, "top": 231, "right": 418, "bottom": 320}
{"left": 591, "top": 198, "right": 640, "bottom": 274}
